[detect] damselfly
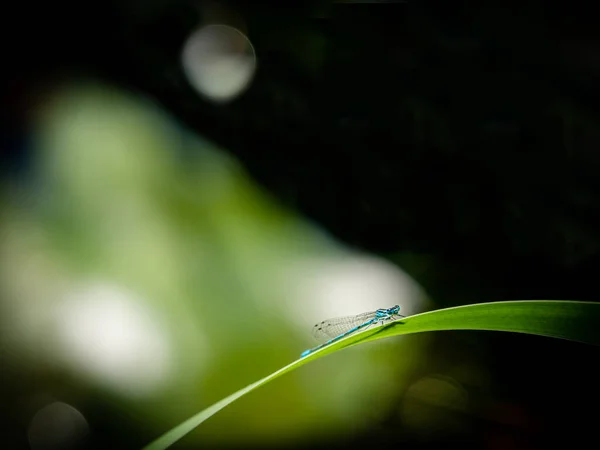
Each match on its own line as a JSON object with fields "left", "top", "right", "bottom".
{"left": 300, "top": 305, "right": 404, "bottom": 357}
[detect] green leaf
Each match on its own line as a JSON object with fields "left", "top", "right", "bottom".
{"left": 143, "top": 300, "right": 599, "bottom": 450}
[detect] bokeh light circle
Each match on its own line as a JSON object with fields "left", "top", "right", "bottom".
{"left": 181, "top": 24, "right": 256, "bottom": 103}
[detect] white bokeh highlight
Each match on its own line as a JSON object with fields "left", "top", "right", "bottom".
{"left": 286, "top": 253, "right": 426, "bottom": 330}
{"left": 52, "top": 282, "right": 174, "bottom": 397}
{"left": 182, "top": 24, "right": 256, "bottom": 102}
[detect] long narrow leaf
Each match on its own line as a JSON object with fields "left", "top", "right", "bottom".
{"left": 143, "top": 300, "right": 600, "bottom": 450}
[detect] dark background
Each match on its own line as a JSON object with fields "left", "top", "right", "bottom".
{"left": 2, "top": 1, "right": 600, "bottom": 449}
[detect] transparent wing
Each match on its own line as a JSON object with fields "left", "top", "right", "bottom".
{"left": 311, "top": 311, "right": 377, "bottom": 343}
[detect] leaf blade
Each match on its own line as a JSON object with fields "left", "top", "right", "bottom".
{"left": 143, "top": 300, "right": 600, "bottom": 450}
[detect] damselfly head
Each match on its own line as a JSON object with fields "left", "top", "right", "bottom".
{"left": 375, "top": 305, "right": 401, "bottom": 317}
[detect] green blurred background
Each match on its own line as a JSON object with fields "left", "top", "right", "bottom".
{"left": 2, "top": 1, "right": 600, "bottom": 449}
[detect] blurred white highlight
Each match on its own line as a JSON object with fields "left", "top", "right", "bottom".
{"left": 287, "top": 253, "right": 426, "bottom": 329}
{"left": 182, "top": 24, "right": 256, "bottom": 102}
{"left": 27, "top": 401, "right": 89, "bottom": 450}
{"left": 53, "top": 283, "right": 173, "bottom": 397}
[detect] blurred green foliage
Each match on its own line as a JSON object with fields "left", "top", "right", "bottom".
{"left": 0, "top": 82, "right": 427, "bottom": 448}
